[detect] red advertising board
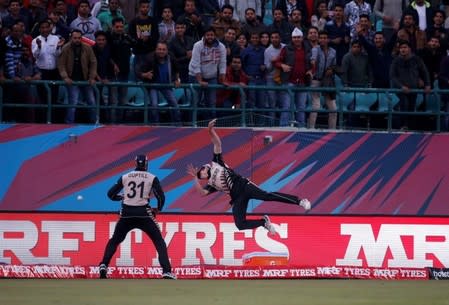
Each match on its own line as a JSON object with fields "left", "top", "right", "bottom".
{"left": 0, "top": 213, "right": 448, "bottom": 279}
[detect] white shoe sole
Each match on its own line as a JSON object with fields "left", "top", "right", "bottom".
{"left": 263, "top": 215, "right": 277, "bottom": 235}
{"left": 300, "top": 199, "right": 311, "bottom": 210}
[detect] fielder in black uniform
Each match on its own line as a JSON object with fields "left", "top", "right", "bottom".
{"left": 99, "top": 155, "right": 176, "bottom": 279}
{"left": 187, "top": 119, "right": 311, "bottom": 235}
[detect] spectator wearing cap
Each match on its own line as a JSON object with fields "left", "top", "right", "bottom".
{"left": 274, "top": 27, "right": 313, "bottom": 127}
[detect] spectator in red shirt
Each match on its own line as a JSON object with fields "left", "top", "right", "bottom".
{"left": 218, "top": 55, "right": 249, "bottom": 112}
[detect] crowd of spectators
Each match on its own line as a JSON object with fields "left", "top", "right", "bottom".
{"left": 0, "top": 0, "right": 449, "bottom": 131}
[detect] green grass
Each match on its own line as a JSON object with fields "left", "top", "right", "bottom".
{"left": 1, "top": 279, "right": 448, "bottom": 305}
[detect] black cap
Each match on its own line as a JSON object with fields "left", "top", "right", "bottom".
{"left": 135, "top": 154, "right": 148, "bottom": 170}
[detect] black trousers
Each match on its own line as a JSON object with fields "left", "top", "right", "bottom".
{"left": 231, "top": 181, "right": 299, "bottom": 230}
{"left": 38, "top": 68, "right": 60, "bottom": 104}
{"left": 100, "top": 216, "right": 172, "bottom": 273}
{"left": 394, "top": 93, "right": 417, "bottom": 129}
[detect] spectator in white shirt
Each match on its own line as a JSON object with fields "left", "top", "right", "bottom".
{"left": 32, "top": 19, "right": 65, "bottom": 105}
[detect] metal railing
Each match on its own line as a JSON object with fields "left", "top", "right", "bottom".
{"left": 0, "top": 80, "right": 447, "bottom": 132}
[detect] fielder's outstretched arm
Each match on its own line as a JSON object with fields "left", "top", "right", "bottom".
{"left": 208, "top": 119, "right": 222, "bottom": 154}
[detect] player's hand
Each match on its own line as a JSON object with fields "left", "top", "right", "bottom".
{"left": 112, "top": 194, "right": 123, "bottom": 201}
{"left": 208, "top": 118, "right": 217, "bottom": 129}
{"left": 187, "top": 163, "right": 198, "bottom": 178}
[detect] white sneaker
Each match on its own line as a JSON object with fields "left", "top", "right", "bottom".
{"left": 162, "top": 272, "right": 177, "bottom": 279}
{"left": 263, "top": 215, "right": 277, "bottom": 235}
{"left": 299, "top": 199, "right": 311, "bottom": 210}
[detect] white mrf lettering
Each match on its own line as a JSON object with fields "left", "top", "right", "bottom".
{"left": 42, "top": 221, "right": 95, "bottom": 264}
{"left": 0, "top": 220, "right": 94, "bottom": 264}
{"left": 0, "top": 221, "right": 41, "bottom": 264}
{"left": 336, "top": 224, "right": 449, "bottom": 268}
{"left": 181, "top": 222, "right": 217, "bottom": 265}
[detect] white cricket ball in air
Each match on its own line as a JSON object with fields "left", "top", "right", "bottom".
{"left": 77, "top": 195, "right": 84, "bottom": 201}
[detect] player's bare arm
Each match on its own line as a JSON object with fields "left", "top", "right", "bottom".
{"left": 208, "top": 118, "right": 222, "bottom": 154}
{"left": 187, "top": 163, "right": 209, "bottom": 196}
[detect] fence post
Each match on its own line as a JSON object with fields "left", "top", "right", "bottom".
{"left": 140, "top": 83, "right": 149, "bottom": 125}
{"left": 387, "top": 92, "right": 393, "bottom": 132}
{"left": 239, "top": 86, "right": 247, "bottom": 127}
{"left": 337, "top": 86, "right": 344, "bottom": 129}
{"left": 92, "top": 83, "right": 100, "bottom": 124}
{"left": 435, "top": 91, "right": 441, "bottom": 132}
{"left": 190, "top": 83, "right": 198, "bottom": 127}
{"left": 287, "top": 86, "right": 294, "bottom": 126}
{"left": 43, "top": 82, "right": 52, "bottom": 123}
